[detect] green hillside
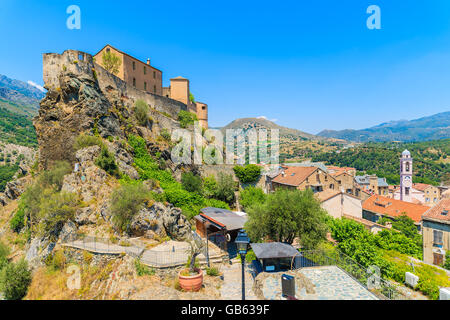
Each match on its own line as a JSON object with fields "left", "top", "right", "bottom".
{"left": 311, "top": 140, "right": 450, "bottom": 185}
{"left": 0, "top": 107, "right": 37, "bottom": 147}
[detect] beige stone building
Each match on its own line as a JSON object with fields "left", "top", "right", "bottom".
{"left": 355, "top": 174, "right": 389, "bottom": 196}
{"left": 422, "top": 198, "right": 450, "bottom": 266}
{"left": 271, "top": 166, "right": 339, "bottom": 193}
{"left": 94, "top": 45, "right": 163, "bottom": 95}
{"left": 316, "top": 190, "right": 362, "bottom": 220}
{"left": 94, "top": 45, "right": 208, "bottom": 128}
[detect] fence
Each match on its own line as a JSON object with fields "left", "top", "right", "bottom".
{"left": 297, "top": 249, "right": 408, "bottom": 300}
{"left": 61, "top": 232, "right": 227, "bottom": 268}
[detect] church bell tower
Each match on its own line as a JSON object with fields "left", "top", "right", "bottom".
{"left": 400, "top": 149, "right": 413, "bottom": 202}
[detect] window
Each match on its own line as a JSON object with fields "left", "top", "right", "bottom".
{"left": 154, "top": 85, "right": 156, "bottom": 93}
{"left": 202, "top": 106, "right": 206, "bottom": 110}
{"left": 133, "top": 78, "right": 136, "bottom": 87}
{"left": 144, "top": 66, "right": 146, "bottom": 75}
{"left": 144, "top": 82, "right": 147, "bottom": 91}
{"left": 405, "top": 187, "right": 410, "bottom": 195}
{"left": 405, "top": 162, "right": 410, "bottom": 172}
{"left": 433, "top": 230, "right": 443, "bottom": 245}
{"left": 106, "top": 48, "right": 110, "bottom": 53}
{"left": 153, "top": 71, "right": 156, "bottom": 79}
{"left": 133, "top": 61, "right": 136, "bottom": 70}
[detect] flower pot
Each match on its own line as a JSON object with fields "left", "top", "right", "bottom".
{"left": 178, "top": 268, "right": 203, "bottom": 292}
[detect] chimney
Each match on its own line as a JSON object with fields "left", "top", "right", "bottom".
{"left": 147, "top": 58, "right": 150, "bottom": 65}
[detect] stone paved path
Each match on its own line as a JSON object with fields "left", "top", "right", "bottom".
{"left": 220, "top": 260, "right": 257, "bottom": 300}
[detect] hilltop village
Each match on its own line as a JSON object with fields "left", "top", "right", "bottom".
{"left": 0, "top": 44, "right": 448, "bottom": 301}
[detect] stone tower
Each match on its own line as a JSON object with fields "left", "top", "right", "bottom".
{"left": 400, "top": 149, "right": 413, "bottom": 202}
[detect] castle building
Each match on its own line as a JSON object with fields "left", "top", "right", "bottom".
{"left": 94, "top": 44, "right": 208, "bottom": 128}
{"left": 400, "top": 149, "right": 413, "bottom": 202}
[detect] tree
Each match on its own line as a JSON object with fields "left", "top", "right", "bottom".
{"left": 245, "top": 188, "right": 328, "bottom": 248}
{"left": 0, "top": 259, "right": 32, "bottom": 300}
{"left": 443, "top": 251, "right": 450, "bottom": 271}
{"left": 0, "top": 241, "right": 9, "bottom": 271}
{"left": 239, "top": 186, "right": 266, "bottom": 211}
{"left": 202, "top": 175, "right": 218, "bottom": 199}
{"left": 215, "top": 172, "right": 236, "bottom": 205}
{"left": 181, "top": 172, "right": 202, "bottom": 194}
{"left": 134, "top": 99, "right": 150, "bottom": 126}
{"left": 178, "top": 110, "right": 198, "bottom": 128}
{"left": 95, "top": 146, "right": 120, "bottom": 177}
{"left": 102, "top": 50, "right": 121, "bottom": 75}
{"left": 233, "top": 164, "right": 261, "bottom": 184}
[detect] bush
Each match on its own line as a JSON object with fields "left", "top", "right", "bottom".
{"left": 110, "top": 182, "right": 152, "bottom": 232}
{"left": 160, "top": 128, "right": 171, "bottom": 141}
{"left": 239, "top": 186, "right": 266, "bottom": 211}
{"left": 178, "top": 110, "right": 198, "bottom": 128}
{"left": 214, "top": 172, "right": 236, "bottom": 205}
{"left": 0, "top": 242, "right": 10, "bottom": 271}
{"left": 233, "top": 164, "right": 261, "bottom": 184}
{"left": 73, "top": 133, "right": 104, "bottom": 151}
{"left": 135, "top": 259, "right": 155, "bottom": 276}
{"left": 38, "top": 192, "right": 79, "bottom": 239}
{"left": 10, "top": 205, "right": 25, "bottom": 233}
{"left": 40, "top": 161, "right": 72, "bottom": 191}
{"left": 206, "top": 266, "right": 220, "bottom": 276}
{"left": 95, "top": 146, "right": 120, "bottom": 177}
{"left": 134, "top": 99, "right": 150, "bottom": 126}
{"left": 443, "top": 251, "right": 450, "bottom": 271}
{"left": 0, "top": 259, "right": 32, "bottom": 300}
{"left": 181, "top": 172, "right": 203, "bottom": 193}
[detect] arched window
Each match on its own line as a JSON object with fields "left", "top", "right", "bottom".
{"left": 406, "top": 162, "right": 410, "bottom": 172}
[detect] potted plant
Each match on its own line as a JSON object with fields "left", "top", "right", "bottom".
{"left": 178, "top": 233, "right": 205, "bottom": 292}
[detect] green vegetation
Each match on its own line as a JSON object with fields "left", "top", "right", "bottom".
{"left": 110, "top": 182, "right": 152, "bottom": 232}
{"left": 0, "top": 259, "right": 32, "bottom": 300}
{"left": 189, "top": 92, "right": 195, "bottom": 103}
{"left": 312, "top": 140, "right": 450, "bottom": 185}
{"left": 239, "top": 186, "right": 266, "bottom": 211}
{"left": 181, "top": 172, "right": 203, "bottom": 194}
{"left": 245, "top": 188, "right": 328, "bottom": 248}
{"left": 101, "top": 50, "right": 121, "bottom": 75}
{"left": 0, "top": 106, "right": 37, "bottom": 147}
{"left": 0, "top": 241, "right": 10, "bottom": 271}
{"left": 329, "top": 217, "right": 449, "bottom": 299}
{"left": 0, "top": 163, "right": 19, "bottom": 192}
{"left": 134, "top": 259, "right": 155, "bottom": 276}
{"left": 178, "top": 110, "right": 198, "bottom": 128}
{"left": 95, "top": 146, "right": 120, "bottom": 177}
{"left": 206, "top": 266, "right": 220, "bottom": 276}
{"left": 73, "top": 133, "right": 104, "bottom": 150}
{"left": 443, "top": 252, "right": 450, "bottom": 271}
{"left": 128, "top": 135, "right": 230, "bottom": 219}
{"left": 134, "top": 99, "right": 150, "bottom": 126}
{"left": 233, "top": 164, "right": 261, "bottom": 184}
{"left": 10, "top": 204, "right": 25, "bottom": 232}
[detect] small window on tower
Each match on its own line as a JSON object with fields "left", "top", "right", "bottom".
{"left": 133, "top": 62, "right": 136, "bottom": 70}
{"left": 144, "top": 82, "right": 147, "bottom": 91}
{"left": 406, "top": 162, "right": 410, "bottom": 171}
{"left": 405, "top": 187, "right": 410, "bottom": 195}
{"left": 133, "top": 78, "right": 136, "bottom": 87}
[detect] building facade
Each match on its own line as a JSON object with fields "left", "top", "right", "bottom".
{"left": 400, "top": 149, "right": 413, "bottom": 202}
{"left": 422, "top": 199, "right": 450, "bottom": 266}
{"left": 271, "top": 166, "right": 339, "bottom": 193}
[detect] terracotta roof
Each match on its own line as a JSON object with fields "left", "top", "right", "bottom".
{"left": 271, "top": 166, "right": 318, "bottom": 187}
{"left": 412, "top": 183, "right": 433, "bottom": 192}
{"left": 362, "top": 194, "right": 429, "bottom": 223}
{"left": 315, "top": 190, "right": 341, "bottom": 202}
{"left": 422, "top": 198, "right": 450, "bottom": 224}
{"left": 343, "top": 214, "right": 388, "bottom": 229}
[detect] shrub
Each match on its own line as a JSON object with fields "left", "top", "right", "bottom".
{"left": 214, "top": 172, "right": 236, "bottom": 205}
{"left": 45, "top": 249, "right": 66, "bottom": 270}
{"left": 73, "top": 133, "right": 104, "bottom": 151}
{"left": 233, "top": 164, "right": 261, "bottom": 184}
{"left": 239, "top": 186, "right": 266, "bottom": 211}
{"left": 134, "top": 259, "right": 155, "bottom": 276}
{"left": 95, "top": 146, "right": 120, "bottom": 177}
{"left": 10, "top": 205, "right": 25, "bottom": 233}
{"left": 134, "top": 99, "right": 150, "bottom": 126}
{"left": 0, "top": 241, "right": 10, "bottom": 271}
{"left": 178, "top": 110, "right": 198, "bottom": 128}
{"left": 40, "top": 161, "right": 72, "bottom": 191}
{"left": 443, "top": 251, "right": 450, "bottom": 271}
{"left": 202, "top": 175, "right": 218, "bottom": 199}
{"left": 110, "top": 182, "right": 152, "bottom": 232}
{"left": 0, "top": 259, "right": 32, "bottom": 300}
{"left": 206, "top": 266, "right": 220, "bottom": 276}
{"left": 160, "top": 128, "right": 171, "bottom": 141}
{"left": 181, "top": 172, "right": 203, "bottom": 193}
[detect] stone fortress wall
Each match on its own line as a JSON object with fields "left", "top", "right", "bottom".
{"left": 43, "top": 50, "right": 187, "bottom": 119}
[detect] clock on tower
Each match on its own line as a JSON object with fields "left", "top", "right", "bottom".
{"left": 400, "top": 149, "right": 413, "bottom": 202}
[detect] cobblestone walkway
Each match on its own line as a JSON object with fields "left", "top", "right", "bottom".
{"left": 220, "top": 260, "right": 257, "bottom": 300}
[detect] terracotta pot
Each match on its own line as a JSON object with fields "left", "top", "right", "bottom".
{"left": 178, "top": 268, "right": 203, "bottom": 292}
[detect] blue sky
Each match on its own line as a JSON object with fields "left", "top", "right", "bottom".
{"left": 1, "top": 0, "right": 450, "bottom": 133}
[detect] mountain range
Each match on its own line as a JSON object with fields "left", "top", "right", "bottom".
{"left": 317, "top": 111, "right": 450, "bottom": 142}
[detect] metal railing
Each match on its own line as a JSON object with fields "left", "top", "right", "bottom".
{"left": 61, "top": 232, "right": 227, "bottom": 268}
{"left": 296, "top": 249, "right": 408, "bottom": 300}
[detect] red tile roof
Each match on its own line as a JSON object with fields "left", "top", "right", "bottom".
{"left": 412, "top": 183, "right": 433, "bottom": 192}
{"left": 422, "top": 198, "right": 450, "bottom": 223}
{"left": 362, "top": 194, "right": 429, "bottom": 223}
{"left": 271, "top": 166, "right": 318, "bottom": 187}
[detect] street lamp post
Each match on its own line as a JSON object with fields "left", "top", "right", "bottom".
{"left": 235, "top": 229, "right": 250, "bottom": 300}
{"left": 205, "top": 222, "right": 210, "bottom": 268}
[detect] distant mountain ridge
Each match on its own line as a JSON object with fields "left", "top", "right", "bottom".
{"left": 318, "top": 111, "right": 450, "bottom": 142}
{"left": 220, "top": 117, "right": 318, "bottom": 140}
{"left": 0, "top": 74, "right": 45, "bottom": 116}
